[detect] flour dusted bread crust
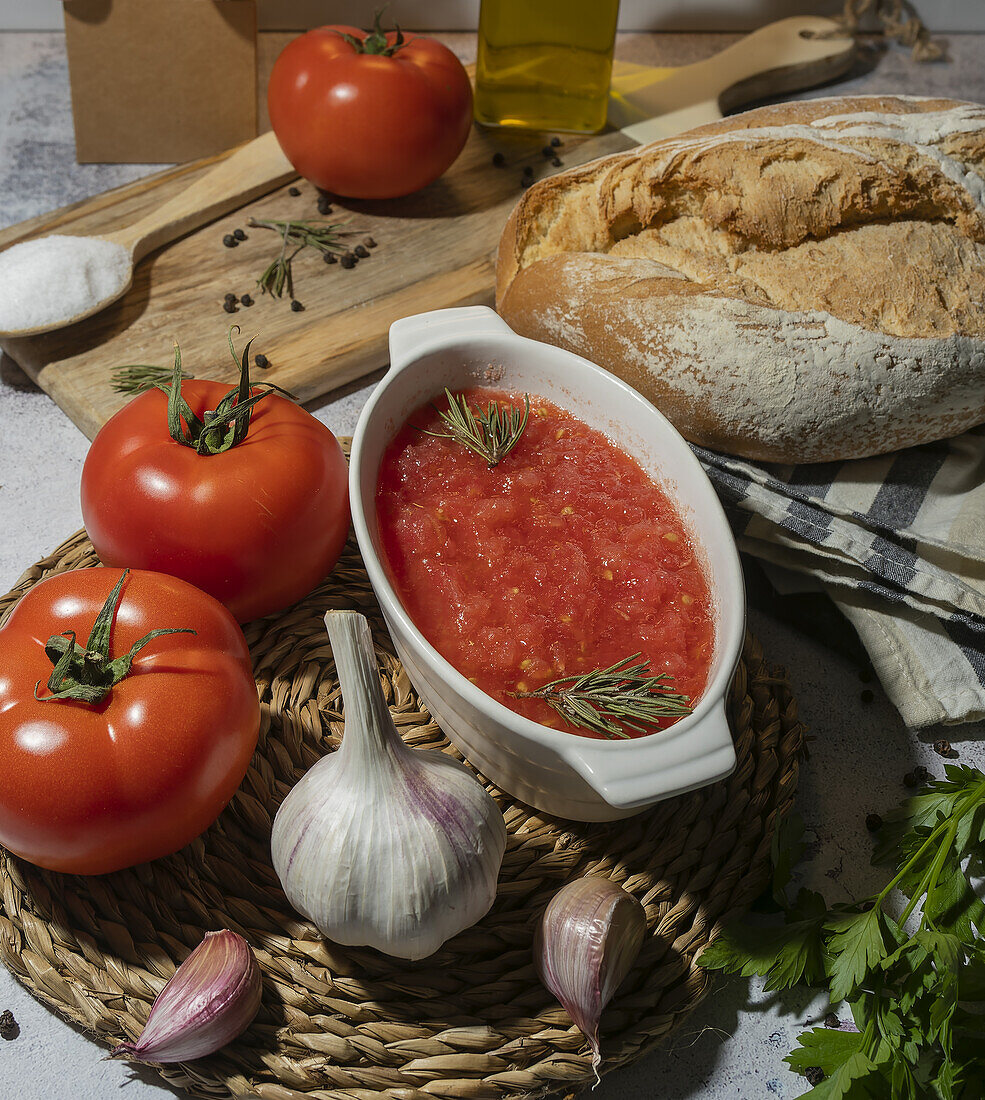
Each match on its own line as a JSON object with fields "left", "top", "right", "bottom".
{"left": 496, "top": 96, "right": 985, "bottom": 463}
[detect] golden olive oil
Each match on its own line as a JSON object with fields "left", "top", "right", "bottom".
{"left": 475, "top": 0, "right": 620, "bottom": 133}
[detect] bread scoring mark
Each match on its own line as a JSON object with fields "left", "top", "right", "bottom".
{"left": 809, "top": 105, "right": 985, "bottom": 207}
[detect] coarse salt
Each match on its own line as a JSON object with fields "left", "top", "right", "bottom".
{"left": 0, "top": 235, "right": 131, "bottom": 332}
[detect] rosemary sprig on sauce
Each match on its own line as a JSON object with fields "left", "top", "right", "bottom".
{"left": 422, "top": 389, "right": 530, "bottom": 468}
{"left": 248, "top": 217, "right": 355, "bottom": 298}
{"left": 511, "top": 653, "right": 692, "bottom": 739}
{"left": 111, "top": 363, "right": 192, "bottom": 395}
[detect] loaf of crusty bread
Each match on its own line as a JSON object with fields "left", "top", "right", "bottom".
{"left": 496, "top": 96, "right": 985, "bottom": 463}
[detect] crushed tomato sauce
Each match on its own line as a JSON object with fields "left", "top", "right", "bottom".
{"left": 375, "top": 388, "right": 714, "bottom": 739}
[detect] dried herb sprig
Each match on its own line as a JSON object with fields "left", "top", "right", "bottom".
{"left": 112, "top": 363, "right": 192, "bottom": 395}
{"left": 421, "top": 389, "right": 530, "bottom": 468}
{"left": 511, "top": 653, "right": 692, "bottom": 738}
{"left": 248, "top": 217, "right": 355, "bottom": 298}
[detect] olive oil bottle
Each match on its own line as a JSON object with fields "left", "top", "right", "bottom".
{"left": 475, "top": 0, "right": 620, "bottom": 133}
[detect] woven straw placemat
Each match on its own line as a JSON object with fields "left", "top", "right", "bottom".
{"left": 0, "top": 526, "right": 804, "bottom": 1100}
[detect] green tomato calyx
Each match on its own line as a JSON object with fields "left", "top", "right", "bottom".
{"left": 34, "top": 571, "right": 195, "bottom": 705}
{"left": 156, "top": 331, "right": 294, "bottom": 456}
{"left": 333, "top": 9, "right": 408, "bottom": 57}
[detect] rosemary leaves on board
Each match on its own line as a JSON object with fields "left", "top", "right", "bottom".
{"left": 111, "top": 363, "right": 192, "bottom": 395}
{"left": 248, "top": 217, "right": 356, "bottom": 299}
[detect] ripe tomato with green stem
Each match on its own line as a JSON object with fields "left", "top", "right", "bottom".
{"left": 0, "top": 567, "right": 260, "bottom": 874}
{"left": 81, "top": 334, "right": 350, "bottom": 623}
{"left": 267, "top": 12, "right": 473, "bottom": 199}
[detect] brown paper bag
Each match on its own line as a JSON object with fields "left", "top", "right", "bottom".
{"left": 63, "top": 0, "right": 258, "bottom": 164}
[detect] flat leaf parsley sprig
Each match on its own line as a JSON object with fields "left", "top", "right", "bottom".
{"left": 699, "top": 765, "right": 985, "bottom": 1099}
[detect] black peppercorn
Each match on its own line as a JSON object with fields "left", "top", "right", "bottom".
{"left": 522, "top": 165, "right": 534, "bottom": 177}
{"left": 290, "top": 299, "right": 304, "bottom": 312}
{"left": 805, "top": 1067, "right": 824, "bottom": 1086}
{"left": 233, "top": 228, "right": 247, "bottom": 241}
{"left": 223, "top": 300, "right": 237, "bottom": 313}
{"left": 551, "top": 156, "right": 562, "bottom": 167}
{"left": 224, "top": 292, "right": 237, "bottom": 303}
{"left": 865, "top": 812, "right": 883, "bottom": 832}
{"left": 363, "top": 236, "right": 377, "bottom": 248}
{"left": 222, "top": 234, "right": 238, "bottom": 248}
{"left": 255, "top": 353, "right": 269, "bottom": 369}
{"left": 933, "top": 739, "right": 952, "bottom": 757}
{"left": 324, "top": 251, "right": 338, "bottom": 264}
{"left": 288, "top": 185, "right": 301, "bottom": 196}
{"left": 0, "top": 1010, "right": 17, "bottom": 1040}
{"left": 354, "top": 244, "right": 370, "bottom": 258}
{"left": 492, "top": 151, "right": 506, "bottom": 167}
{"left": 824, "top": 1013, "right": 840, "bottom": 1029}
{"left": 240, "top": 293, "right": 253, "bottom": 307}
{"left": 913, "top": 764, "right": 928, "bottom": 782}
{"left": 317, "top": 195, "right": 333, "bottom": 215}
{"left": 860, "top": 689, "right": 874, "bottom": 704}
{"left": 903, "top": 771, "right": 918, "bottom": 787}
{"left": 340, "top": 252, "right": 357, "bottom": 268}
{"left": 541, "top": 145, "right": 554, "bottom": 157}
{"left": 550, "top": 136, "right": 561, "bottom": 147}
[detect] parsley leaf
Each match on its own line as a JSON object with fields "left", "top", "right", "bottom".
{"left": 699, "top": 888, "right": 826, "bottom": 991}
{"left": 785, "top": 1027, "right": 864, "bottom": 1075}
{"left": 796, "top": 1051, "right": 882, "bottom": 1100}
{"left": 825, "top": 908, "right": 887, "bottom": 1004}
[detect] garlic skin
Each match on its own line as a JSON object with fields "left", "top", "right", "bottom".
{"left": 271, "top": 610, "right": 506, "bottom": 961}
{"left": 535, "top": 877, "right": 646, "bottom": 1073}
{"left": 113, "top": 930, "right": 261, "bottom": 1063}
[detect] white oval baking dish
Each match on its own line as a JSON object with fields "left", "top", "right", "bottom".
{"left": 349, "top": 306, "right": 745, "bottom": 821}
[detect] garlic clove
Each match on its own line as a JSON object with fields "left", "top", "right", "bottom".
{"left": 271, "top": 610, "right": 506, "bottom": 961}
{"left": 112, "top": 930, "right": 261, "bottom": 1063}
{"left": 535, "top": 877, "right": 646, "bottom": 1075}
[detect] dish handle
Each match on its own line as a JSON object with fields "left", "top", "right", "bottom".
{"left": 389, "top": 306, "right": 514, "bottom": 370}
{"left": 561, "top": 699, "right": 737, "bottom": 812}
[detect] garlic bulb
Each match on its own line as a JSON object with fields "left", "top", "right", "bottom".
{"left": 535, "top": 877, "right": 646, "bottom": 1074}
{"left": 271, "top": 610, "right": 506, "bottom": 961}
{"left": 112, "top": 930, "right": 261, "bottom": 1063}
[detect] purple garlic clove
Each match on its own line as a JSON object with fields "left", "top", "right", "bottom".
{"left": 112, "top": 929, "right": 261, "bottom": 1063}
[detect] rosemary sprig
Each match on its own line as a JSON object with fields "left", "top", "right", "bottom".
{"left": 111, "top": 363, "right": 192, "bottom": 395}
{"left": 421, "top": 389, "right": 530, "bottom": 468}
{"left": 511, "top": 653, "right": 692, "bottom": 739}
{"left": 248, "top": 217, "right": 354, "bottom": 298}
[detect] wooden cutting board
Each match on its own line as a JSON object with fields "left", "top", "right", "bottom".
{"left": 0, "top": 19, "right": 853, "bottom": 440}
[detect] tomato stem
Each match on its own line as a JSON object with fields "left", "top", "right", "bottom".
{"left": 34, "top": 571, "right": 195, "bottom": 705}
{"left": 331, "top": 8, "right": 408, "bottom": 56}
{"left": 153, "top": 331, "right": 294, "bottom": 456}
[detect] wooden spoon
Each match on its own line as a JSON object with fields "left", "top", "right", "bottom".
{"left": 0, "top": 130, "right": 295, "bottom": 338}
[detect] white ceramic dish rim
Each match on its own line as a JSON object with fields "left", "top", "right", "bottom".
{"left": 349, "top": 306, "right": 746, "bottom": 806}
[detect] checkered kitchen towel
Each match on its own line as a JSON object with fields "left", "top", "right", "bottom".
{"left": 691, "top": 425, "right": 985, "bottom": 728}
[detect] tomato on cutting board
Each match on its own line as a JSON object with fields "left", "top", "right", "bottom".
{"left": 0, "top": 567, "right": 259, "bottom": 875}
{"left": 81, "top": 340, "right": 350, "bottom": 623}
{"left": 267, "top": 14, "right": 473, "bottom": 199}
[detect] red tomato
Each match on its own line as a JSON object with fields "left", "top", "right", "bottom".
{"left": 81, "top": 380, "right": 349, "bottom": 623}
{"left": 0, "top": 568, "right": 259, "bottom": 875}
{"left": 268, "top": 20, "right": 473, "bottom": 199}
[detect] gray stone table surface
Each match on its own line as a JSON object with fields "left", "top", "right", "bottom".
{"left": 1, "top": 28, "right": 984, "bottom": 1100}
